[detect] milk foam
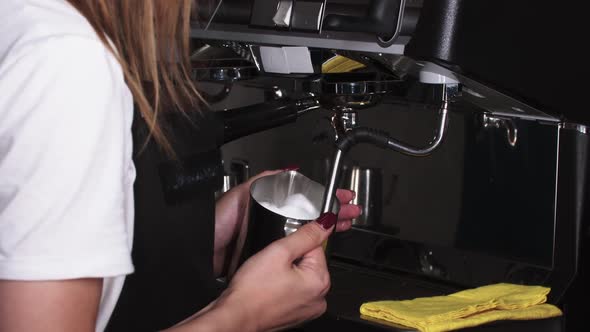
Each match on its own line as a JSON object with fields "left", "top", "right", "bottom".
{"left": 259, "top": 193, "right": 319, "bottom": 220}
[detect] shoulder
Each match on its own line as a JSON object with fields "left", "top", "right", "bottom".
{"left": 0, "top": 0, "right": 131, "bottom": 127}
{"left": 0, "top": 0, "right": 109, "bottom": 64}
{"left": 0, "top": 0, "right": 134, "bottom": 169}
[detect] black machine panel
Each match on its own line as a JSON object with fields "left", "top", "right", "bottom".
{"left": 326, "top": 101, "right": 559, "bottom": 280}
{"left": 406, "top": 0, "right": 589, "bottom": 124}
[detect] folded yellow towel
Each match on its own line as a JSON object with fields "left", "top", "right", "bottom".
{"left": 322, "top": 55, "right": 366, "bottom": 73}
{"left": 360, "top": 283, "right": 562, "bottom": 332}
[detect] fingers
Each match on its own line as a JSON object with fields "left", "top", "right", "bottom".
{"left": 335, "top": 198, "right": 361, "bottom": 233}
{"left": 297, "top": 246, "right": 327, "bottom": 272}
{"left": 336, "top": 189, "right": 355, "bottom": 204}
{"left": 337, "top": 204, "right": 361, "bottom": 221}
{"left": 271, "top": 213, "right": 336, "bottom": 261}
{"left": 313, "top": 300, "right": 328, "bottom": 318}
{"left": 336, "top": 189, "right": 361, "bottom": 231}
{"left": 297, "top": 246, "right": 331, "bottom": 297}
{"left": 334, "top": 220, "right": 352, "bottom": 232}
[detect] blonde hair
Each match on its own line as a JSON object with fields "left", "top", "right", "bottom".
{"left": 67, "top": 0, "right": 201, "bottom": 155}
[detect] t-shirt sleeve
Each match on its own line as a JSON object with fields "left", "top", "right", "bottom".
{"left": 0, "top": 36, "right": 135, "bottom": 280}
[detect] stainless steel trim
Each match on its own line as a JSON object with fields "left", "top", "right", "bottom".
{"left": 486, "top": 111, "right": 560, "bottom": 123}
{"left": 483, "top": 114, "right": 519, "bottom": 148}
{"left": 377, "top": 0, "right": 407, "bottom": 45}
{"left": 192, "top": 65, "right": 258, "bottom": 81}
{"left": 331, "top": 109, "right": 358, "bottom": 140}
{"left": 452, "top": 72, "right": 559, "bottom": 122}
{"left": 385, "top": 84, "right": 453, "bottom": 156}
{"left": 190, "top": 26, "right": 409, "bottom": 54}
{"left": 272, "top": 0, "right": 293, "bottom": 27}
{"left": 295, "top": 97, "right": 321, "bottom": 115}
{"left": 552, "top": 124, "right": 561, "bottom": 269}
{"left": 247, "top": 45, "right": 262, "bottom": 71}
{"left": 205, "top": 0, "right": 224, "bottom": 30}
{"left": 341, "top": 111, "right": 357, "bottom": 132}
{"left": 355, "top": 59, "right": 558, "bottom": 121}
{"left": 318, "top": 0, "right": 328, "bottom": 33}
{"left": 560, "top": 123, "right": 589, "bottom": 135}
{"left": 322, "top": 78, "right": 400, "bottom": 95}
{"left": 321, "top": 149, "right": 343, "bottom": 214}
{"left": 284, "top": 218, "right": 302, "bottom": 236}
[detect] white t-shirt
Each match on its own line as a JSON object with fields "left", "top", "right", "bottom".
{"left": 0, "top": 0, "right": 135, "bottom": 331}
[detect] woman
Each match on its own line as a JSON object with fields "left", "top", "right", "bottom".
{"left": 0, "top": 0, "right": 361, "bottom": 331}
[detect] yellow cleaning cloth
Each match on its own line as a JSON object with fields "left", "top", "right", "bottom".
{"left": 360, "top": 283, "right": 562, "bottom": 332}
{"left": 322, "top": 55, "right": 366, "bottom": 73}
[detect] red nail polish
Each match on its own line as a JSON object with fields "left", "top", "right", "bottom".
{"left": 282, "top": 165, "right": 300, "bottom": 172}
{"left": 316, "top": 212, "right": 337, "bottom": 230}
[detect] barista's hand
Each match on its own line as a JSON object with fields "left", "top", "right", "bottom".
{"left": 214, "top": 170, "right": 282, "bottom": 276}
{"left": 215, "top": 213, "right": 337, "bottom": 332}
{"left": 214, "top": 169, "right": 359, "bottom": 276}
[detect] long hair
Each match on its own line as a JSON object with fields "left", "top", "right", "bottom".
{"left": 66, "top": 0, "right": 201, "bottom": 155}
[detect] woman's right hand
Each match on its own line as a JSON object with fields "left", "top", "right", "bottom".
{"left": 215, "top": 212, "right": 337, "bottom": 331}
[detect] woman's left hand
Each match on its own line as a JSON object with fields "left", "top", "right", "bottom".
{"left": 214, "top": 170, "right": 282, "bottom": 276}
{"left": 213, "top": 169, "right": 361, "bottom": 276}
{"left": 332, "top": 188, "right": 360, "bottom": 232}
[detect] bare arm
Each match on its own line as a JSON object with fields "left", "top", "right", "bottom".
{"left": 0, "top": 279, "right": 102, "bottom": 332}
{"left": 162, "top": 298, "right": 251, "bottom": 332}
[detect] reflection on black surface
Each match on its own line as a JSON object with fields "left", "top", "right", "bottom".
{"left": 330, "top": 105, "right": 558, "bottom": 284}
{"left": 455, "top": 114, "right": 557, "bottom": 268}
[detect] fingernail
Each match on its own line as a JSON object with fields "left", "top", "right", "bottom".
{"left": 357, "top": 205, "right": 363, "bottom": 215}
{"left": 351, "top": 191, "right": 357, "bottom": 200}
{"left": 282, "top": 165, "right": 300, "bottom": 172}
{"left": 316, "top": 212, "right": 337, "bottom": 230}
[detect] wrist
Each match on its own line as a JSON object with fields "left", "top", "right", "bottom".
{"left": 168, "top": 290, "right": 256, "bottom": 332}
{"left": 213, "top": 289, "right": 258, "bottom": 332}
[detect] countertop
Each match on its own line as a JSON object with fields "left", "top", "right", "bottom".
{"left": 292, "top": 261, "right": 564, "bottom": 332}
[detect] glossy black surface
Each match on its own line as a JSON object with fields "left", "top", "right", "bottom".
{"left": 456, "top": 114, "right": 558, "bottom": 268}
{"left": 329, "top": 100, "right": 559, "bottom": 270}
{"left": 323, "top": 0, "right": 402, "bottom": 41}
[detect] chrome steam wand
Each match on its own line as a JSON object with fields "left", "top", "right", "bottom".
{"left": 320, "top": 83, "right": 457, "bottom": 218}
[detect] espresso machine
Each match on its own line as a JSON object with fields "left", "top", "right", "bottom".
{"left": 190, "top": 1, "right": 589, "bottom": 330}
